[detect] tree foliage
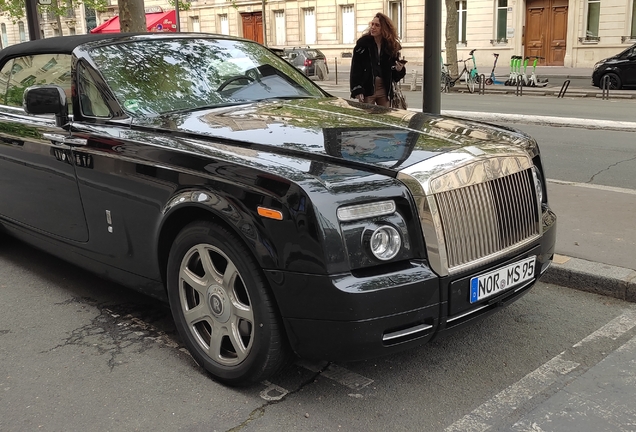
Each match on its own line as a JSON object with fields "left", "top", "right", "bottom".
{"left": 0, "top": 0, "right": 107, "bottom": 22}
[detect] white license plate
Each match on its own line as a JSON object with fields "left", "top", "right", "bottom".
{"left": 469, "top": 256, "right": 536, "bottom": 304}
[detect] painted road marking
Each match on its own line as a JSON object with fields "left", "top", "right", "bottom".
{"left": 437, "top": 110, "right": 636, "bottom": 132}
{"left": 445, "top": 308, "right": 636, "bottom": 432}
{"left": 297, "top": 359, "right": 375, "bottom": 390}
{"left": 548, "top": 179, "right": 636, "bottom": 196}
{"left": 573, "top": 308, "right": 636, "bottom": 347}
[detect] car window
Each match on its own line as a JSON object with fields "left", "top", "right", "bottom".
{"left": 77, "top": 61, "right": 111, "bottom": 118}
{"left": 0, "top": 54, "right": 72, "bottom": 114}
{"left": 304, "top": 50, "right": 322, "bottom": 58}
{"left": 89, "top": 38, "right": 325, "bottom": 117}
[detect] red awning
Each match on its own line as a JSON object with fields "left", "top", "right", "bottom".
{"left": 90, "top": 10, "right": 177, "bottom": 34}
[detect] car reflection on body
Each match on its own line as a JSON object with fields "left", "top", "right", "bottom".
{"left": 0, "top": 33, "right": 556, "bottom": 385}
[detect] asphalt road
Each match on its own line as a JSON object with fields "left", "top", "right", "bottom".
{"left": 1, "top": 236, "right": 635, "bottom": 431}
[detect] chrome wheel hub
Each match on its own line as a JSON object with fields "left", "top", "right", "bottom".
{"left": 178, "top": 244, "right": 254, "bottom": 366}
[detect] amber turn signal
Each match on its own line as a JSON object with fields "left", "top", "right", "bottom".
{"left": 257, "top": 206, "right": 283, "bottom": 220}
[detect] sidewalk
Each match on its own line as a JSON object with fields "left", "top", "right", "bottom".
{"left": 321, "top": 65, "right": 636, "bottom": 99}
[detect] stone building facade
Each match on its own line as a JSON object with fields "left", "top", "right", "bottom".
{"left": 1, "top": 1, "right": 635, "bottom": 69}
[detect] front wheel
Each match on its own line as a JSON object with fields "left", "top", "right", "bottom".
{"left": 167, "top": 221, "right": 289, "bottom": 385}
{"left": 602, "top": 73, "right": 622, "bottom": 90}
{"left": 466, "top": 74, "right": 476, "bottom": 93}
{"left": 441, "top": 73, "right": 450, "bottom": 92}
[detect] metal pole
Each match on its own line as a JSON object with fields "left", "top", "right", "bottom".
{"left": 423, "top": 0, "right": 441, "bottom": 114}
{"left": 26, "top": 0, "right": 42, "bottom": 40}
{"left": 262, "top": 0, "right": 268, "bottom": 46}
{"left": 174, "top": 0, "right": 181, "bottom": 32}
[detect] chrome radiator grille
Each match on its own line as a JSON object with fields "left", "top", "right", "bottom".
{"left": 434, "top": 168, "right": 540, "bottom": 271}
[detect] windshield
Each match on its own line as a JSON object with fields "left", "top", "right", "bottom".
{"left": 88, "top": 38, "right": 327, "bottom": 116}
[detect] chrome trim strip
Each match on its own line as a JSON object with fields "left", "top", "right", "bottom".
{"left": 446, "top": 304, "right": 489, "bottom": 323}
{"left": 540, "top": 260, "right": 553, "bottom": 275}
{"left": 382, "top": 323, "right": 433, "bottom": 342}
{"left": 447, "top": 235, "right": 541, "bottom": 275}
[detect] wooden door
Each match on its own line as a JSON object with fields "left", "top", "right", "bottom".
{"left": 549, "top": 5, "right": 568, "bottom": 64}
{"left": 525, "top": 0, "right": 568, "bottom": 66}
{"left": 241, "top": 12, "right": 263, "bottom": 44}
{"left": 525, "top": 6, "right": 545, "bottom": 59}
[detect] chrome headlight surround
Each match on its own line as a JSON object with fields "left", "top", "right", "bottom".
{"left": 337, "top": 200, "right": 396, "bottom": 222}
{"left": 367, "top": 225, "right": 402, "bottom": 261}
{"left": 532, "top": 166, "right": 544, "bottom": 204}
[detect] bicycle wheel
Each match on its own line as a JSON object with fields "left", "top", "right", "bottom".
{"left": 441, "top": 73, "right": 450, "bottom": 93}
{"left": 466, "top": 74, "right": 476, "bottom": 93}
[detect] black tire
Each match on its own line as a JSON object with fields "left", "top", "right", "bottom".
{"left": 440, "top": 73, "right": 450, "bottom": 93}
{"left": 602, "top": 73, "right": 622, "bottom": 90}
{"left": 317, "top": 63, "right": 328, "bottom": 81}
{"left": 167, "top": 221, "right": 289, "bottom": 385}
{"left": 485, "top": 78, "right": 493, "bottom": 85}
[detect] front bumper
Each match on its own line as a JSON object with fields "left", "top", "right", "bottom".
{"left": 265, "top": 207, "right": 556, "bottom": 361}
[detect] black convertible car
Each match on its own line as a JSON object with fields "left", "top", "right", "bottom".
{"left": 0, "top": 33, "right": 556, "bottom": 385}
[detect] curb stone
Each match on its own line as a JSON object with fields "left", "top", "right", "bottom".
{"left": 542, "top": 254, "right": 636, "bottom": 303}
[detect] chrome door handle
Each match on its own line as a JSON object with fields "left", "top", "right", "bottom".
{"left": 43, "top": 133, "right": 87, "bottom": 146}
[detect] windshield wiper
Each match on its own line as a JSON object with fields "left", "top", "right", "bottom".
{"left": 163, "top": 101, "right": 251, "bottom": 115}
{"left": 254, "top": 95, "right": 317, "bottom": 102}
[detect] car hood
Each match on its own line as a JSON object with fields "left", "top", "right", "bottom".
{"left": 139, "top": 97, "right": 534, "bottom": 174}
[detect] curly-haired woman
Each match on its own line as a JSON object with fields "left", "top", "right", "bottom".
{"left": 349, "top": 13, "right": 406, "bottom": 106}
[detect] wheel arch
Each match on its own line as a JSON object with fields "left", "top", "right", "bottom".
{"left": 156, "top": 190, "right": 279, "bottom": 293}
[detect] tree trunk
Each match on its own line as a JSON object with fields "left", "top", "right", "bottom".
{"left": 444, "top": 0, "right": 459, "bottom": 77}
{"left": 118, "top": 0, "right": 147, "bottom": 33}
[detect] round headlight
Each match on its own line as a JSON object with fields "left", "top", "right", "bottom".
{"left": 370, "top": 226, "right": 401, "bottom": 261}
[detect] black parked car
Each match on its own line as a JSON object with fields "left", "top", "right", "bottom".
{"left": 0, "top": 33, "right": 556, "bottom": 385}
{"left": 592, "top": 43, "right": 636, "bottom": 90}
{"left": 283, "top": 46, "right": 329, "bottom": 80}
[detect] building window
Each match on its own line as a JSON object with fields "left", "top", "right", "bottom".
{"left": 631, "top": 1, "right": 636, "bottom": 38}
{"left": 274, "top": 11, "right": 286, "bottom": 45}
{"left": 219, "top": 14, "right": 229, "bottom": 35}
{"left": 1, "top": 24, "right": 7, "bottom": 48}
{"left": 191, "top": 16, "right": 201, "bottom": 32}
{"left": 18, "top": 22, "right": 27, "bottom": 42}
{"left": 496, "top": 0, "right": 507, "bottom": 41}
{"left": 586, "top": 0, "right": 600, "bottom": 39}
{"left": 69, "top": 27, "right": 76, "bottom": 35}
{"left": 342, "top": 6, "right": 355, "bottom": 44}
{"left": 41, "top": 58, "right": 58, "bottom": 72}
{"left": 388, "top": 1, "right": 402, "bottom": 39}
{"left": 303, "top": 8, "right": 316, "bottom": 45}
{"left": 457, "top": 1, "right": 467, "bottom": 44}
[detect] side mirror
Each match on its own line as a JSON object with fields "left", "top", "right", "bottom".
{"left": 23, "top": 85, "right": 69, "bottom": 127}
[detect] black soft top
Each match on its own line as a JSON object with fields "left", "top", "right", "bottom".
{"left": 0, "top": 34, "right": 134, "bottom": 64}
{"left": 0, "top": 33, "right": 238, "bottom": 64}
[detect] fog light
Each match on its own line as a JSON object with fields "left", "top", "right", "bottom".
{"left": 370, "top": 226, "right": 401, "bottom": 261}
